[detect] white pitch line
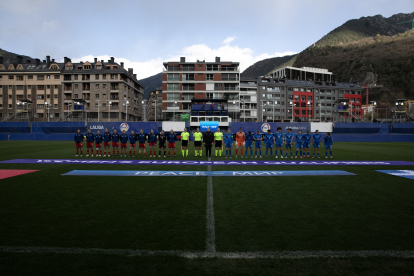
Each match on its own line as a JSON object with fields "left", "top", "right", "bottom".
{"left": 206, "top": 157, "right": 216, "bottom": 253}
{"left": 1, "top": 246, "right": 414, "bottom": 259}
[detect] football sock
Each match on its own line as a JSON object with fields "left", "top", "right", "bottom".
{"left": 245, "top": 150, "right": 248, "bottom": 157}
{"left": 164, "top": 151, "right": 166, "bottom": 156}
{"left": 144, "top": 152, "right": 146, "bottom": 156}
{"left": 215, "top": 150, "right": 218, "bottom": 157}
{"left": 317, "top": 153, "right": 319, "bottom": 157}
{"left": 226, "top": 150, "right": 228, "bottom": 156}
{"left": 159, "top": 151, "right": 161, "bottom": 155}
{"left": 133, "top": 150, "right": 135, "bottom": 155}
{"left": 219, "top": 150, "right": 221, "bottom": 156}
{"left": 266, "top": 150, "right": 268, "bottom": 157}
{"left": 80, "top": 150, "right": 83, "bottom": 155}
{"left": 286, "top": 152, "right": 288, "bottom": 157}
{"left": 330, "top": 151, "right": 332, "bottom": 156}
{"left": 270, "top": 150, "right": 272, "bottom": 157}
{"left": 241, "top": 149, "right": 244, "bottom": 156}
{"left": 104, "top": 151, "right": 106, "bottom": 155}
{"left": 195, "top": 150, "right": 198, "bottom": 156}
{"left": 92, "top": 149, "right": 94, "bottom": 155}
{"left": 325, "top": 151, "right": 328, "bottom": 157}
{"left": 281, "top": 150, "right": 283, "bottom": 156}
{"left": 290, "top": 152, "right": 293, "bottom": 157}
{"left": 76, "top": 150, "right": 78, "bottom": 155}
{"left": 186, "top": 150, "right": 188, "bottom": 157}
{"left": 150, "top": 151, "right": 152, "bottom": 156}
{"left": 260, "top": 151, "right": 262, "bottom": 156}
{"left": 236, "top": 149, "right": 238, "bottom": 155}
{"left": 87, "top": 149, "right": 89, "bottom": 154}
{"left": 255, "top": 150, "right": 257, "bottom": 156}
{"left": 300, "top": 150, "right": 302, "bottom": 156}
{"left": 200, "top": 150, "right": 202, "bottom": 157}
{"left": 182, "top": 150, "right": 184, "bottom": 157}
{"left": 250, "top": 150, "right": 253, "bottom": 156}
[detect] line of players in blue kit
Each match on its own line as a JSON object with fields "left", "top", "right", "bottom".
{"left": 239, "top": 127, "right": 333, "bottom": 159}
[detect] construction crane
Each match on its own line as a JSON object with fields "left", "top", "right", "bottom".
{"left": 396, "top": 19, "right": 414, "bottom": 29}
{"left": 360, "top": 84, "right": 383, "bottom": 106}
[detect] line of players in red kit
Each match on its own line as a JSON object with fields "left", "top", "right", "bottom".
{"left": 74, "top": 128, "right": 178, "bottom": 158}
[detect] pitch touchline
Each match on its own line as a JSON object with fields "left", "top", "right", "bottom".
{"left": 206, "top": 157, "right": 216, "bottom": 253}
{"left": 1, "top": 246, "right": 413, "bottom": 259}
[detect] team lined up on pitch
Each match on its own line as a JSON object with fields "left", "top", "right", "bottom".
{"left": 74, "top": 127, "right": 334, "bottom": 159}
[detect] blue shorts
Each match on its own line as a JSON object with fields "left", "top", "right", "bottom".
{"left": 296, "top": 143, "right": 303, "bottom": 149}
{"left": 255, "top": 142, "right": 261, "bottom": 149}
{"left": 225, "top": 142, "right": 232, "bottom": 148}
{"left": 275, "top": 142, "right": 283, "bottom": 148}
{"left": 325, "top": 145, "right": 332, "bottom": 150}
{"left": 303, "top": 143, "right": 310, "bottom": 149}
{"left": 265, "top": 142, "right": 273, "bottom": 149}
{"left": 313, "top": 143, "right": 320, "bottom": 149}
{"left": 285, "top": 143, "right": 292, "bottom": 149}
{"left": 246, "top": 143, "right": 253, "bottom": 149}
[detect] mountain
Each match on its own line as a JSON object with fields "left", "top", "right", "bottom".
{"left": 312, "top": 13, "right": 414, "bottom": 48}
{"left": 139, "top": 72, "right": 162, "bottom": 100}
{"left": 293, "top": 29, "right": 414, "bottom": 102}
{"left": 264, "top": 12, "right": 414, "bottom": 102}
{"left": 0, "top": 48, "right": 35, "bottom": 63}
{"left": 241, "top": 54, "right": 296, "bottom": 78}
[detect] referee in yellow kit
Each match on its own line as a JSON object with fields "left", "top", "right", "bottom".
{"left": 181, "top": 128, "right": 190, "bottom": 157}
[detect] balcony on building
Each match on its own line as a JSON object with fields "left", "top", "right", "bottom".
{"left": 190, "top": 99, "right": 229, "bottom": 117}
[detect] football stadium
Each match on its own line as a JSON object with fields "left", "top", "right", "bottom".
{"left": 1, "top": 120, "right": 414, "bottom": 275}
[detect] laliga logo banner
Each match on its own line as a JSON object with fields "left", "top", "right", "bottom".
{"left": 261, "top": 123, "right": 271, "bottom": 132}
{"left": 200, "top": 121, "right": 219, "bottom": 132}
{"left": 120, "top": 123, "right": 129, "bottom": 132}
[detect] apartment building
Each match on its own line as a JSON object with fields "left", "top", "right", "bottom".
{"left": 61, "top": 57, "right": 144, "bottom": 122}
{"left": 146, "top": 89, "right": 163, "bottom": 121}
{"left": 0, "top": 55, "right": 144, "bottom": 122}
{"left": 239, "top": 78, "right": 258, "bottom": 122}
{"left": 256, "top": 76, "right": 363, "bottom": 122}
{"left": 162, "top": 57, "right": 240, "bottom": 121}
{"left": 0, "top": 55, "right": 63, "bottom": 121}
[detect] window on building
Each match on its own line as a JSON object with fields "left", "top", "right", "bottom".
{"left": 47, "top": 85, "right": 50, "bottom": 89}
{"left": 167, "top": 74, "right": 179, "bottom": 81}
{"left": 96, "top": 65, "right": 102, "bottom": 70}
{"left": 9, "top": 95, "right": 12, "bottom": 98}
{"left": 74, "top": 94, "right": 78, "bottom": 98}
{"left": 167, "top": 83, "right": 179, "bottom": 91}
{"left": 301, "top": 96, "right": 306, "bottom": 101}
{"left": 356, "top": 98, "right": 360, "bottom": 103}
{"left": 308, "top": 96, "right": 312, "bottom": 101}
{"left": 17, "top": 85, "right": 23, "bottom": 90}
{"left": 37, "top": 95, "right": 44, "bottom": 99}
{"left": 8, "top": 85, "right": 12, "bottom": 89}
{"left": 294, "top": 95, "right": 299, "bottom": 100}
{"left": 182, "top": 73, "right": 194, "bottom": 81}
{"left": 103, "top": 84, "right": 106, "bottom": 88}
{"left": 47, "top": 94, "right": 51, "bottom": 99}
{"left": 37, "top": 104, "right": 44, "bottom": 109}
{"left": 262, "top": 94, "right": 266, "bottom": 98}
{"left": 65, "top": 65, "right": 73, "bottom": 70}
{"left": 54, "top": 94, "right": 58, "bottom": 98}
{"left": 74, "top": 75, "right": 78, "bottom": 80}
{"left": 54, "top": 75, "right": 60, "bottom": 80}
{"left": 37, "top": 85, "right": 45, "bottom": 90}
{"left": 96, "top": 84, "right": 99, "bottom": 88}
{"left": 206, "top": 74, "right": 213, "bottom": 81}
{"left": 110, "top": 74, "right": 118, "bottom": 79}
{"left": 95, "top": 74, "right": 99, "bottom": 80}
{"left": 9, "top": 76, "right": 14, "bottom": 80}
{"left": 102, "top": 74, "right": 106, "bottom": 80}
{"left": 83, "top": 65, "right": 92, "bottom": 70}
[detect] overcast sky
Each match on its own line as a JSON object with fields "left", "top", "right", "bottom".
{"left": 0, "top": 0, "right": 413, "bottom": 79}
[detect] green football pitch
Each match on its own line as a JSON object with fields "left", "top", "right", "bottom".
{"left": 1, "top": 141, "right": 414, "bottom": 275}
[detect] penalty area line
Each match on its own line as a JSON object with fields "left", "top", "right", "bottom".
{"left": 1, "top": 246, "right": 414, "bottom": 259}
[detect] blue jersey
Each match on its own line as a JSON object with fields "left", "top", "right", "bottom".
{"left": 253, "top": 134, "right": 262, "bottom": 142}
{"left": 95, "top": 134, "right": 103, "bottom": 144}
{"left": 137, "top": 133, "right": 146, "bottom": 143}
{"left": 85, "top": 133, "right": 95, "bottom": 143}
{"left": 264, "top": 133, "right": 274, "bottom": 143}
{"left": 111, "top": 133, "right": 119, "bottom": 142}
{"left": 246, "top": 134, "right": 254, "bottom": 144}
{"left": 167, "top": 133, "right": 176, "bottom": 143}
{"left": 103, "top": 132, "right": 111, "bottom": 142}
{"left": 74, "top": 133, "right": 84, "bottom": 143}
{"left": 224, "top": 133, "right": 233, "bottom": 143}
{"left": 303, "top": 134, "right": 311, "bottom": 144}
{"left": 323, "top": 136, "right": 333, "bottom": 146}
{"left": 275, "top": 132, "right": 284, "bottom": 144}
{"left": 148, "top": 133, "right": 157, "bottom": 143}
{"left": 284, "top": 133, "right": 293, "bottom": 143}
{"left": 295, "top": 134, "right": 304, "bottom": 144}
{"left": 313, "top": 134, "right": 321, "bottom": 144}
{"left": 129, "top": 134, "right": 136, "bottom": 144}
{"left": 120, "top": 134, "right": 128, "bottom": 143}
